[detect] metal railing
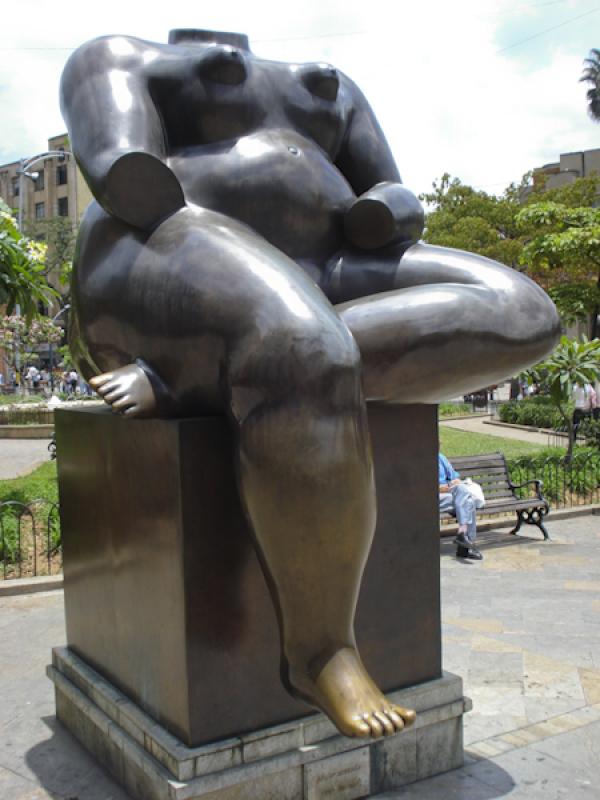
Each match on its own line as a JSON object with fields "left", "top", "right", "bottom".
{"left": 0, "top": 500, "right": 62, "bottom": 579}
{"left": 507, "top": 452, "right": 600, "bottom": 509}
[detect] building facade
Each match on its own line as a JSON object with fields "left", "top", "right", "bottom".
{"left": 531, "top": 147, "right": 600, "bottom": 192}
{"left": 0, "top": 133, "right": 91, "bottom": 231}
{"left": 0, "top": 135, "right": 92, "bottom": 388}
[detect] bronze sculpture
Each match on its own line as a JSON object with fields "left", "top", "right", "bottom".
{"left": 60, "top": 28, "right": 561, "bottom": 740}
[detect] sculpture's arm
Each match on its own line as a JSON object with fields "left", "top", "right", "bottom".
{"left": 336, "top": 77, "right": 424, "bottom": 250}
{"left": 60, "top": 36, "right": 184, "bottom": 231}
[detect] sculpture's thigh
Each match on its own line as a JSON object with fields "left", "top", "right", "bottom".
{"left": 73, "top": 205, "right": 356, "bottom": 414}
{"left": 335, "top": 242, "right": 560, "bottom": 404}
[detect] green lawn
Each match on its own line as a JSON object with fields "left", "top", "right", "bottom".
{"left": 439, "top": 427, "right": 549, "bottom": 460}
{"left": 0, "top": 461, "right": 58, "bottom": 506}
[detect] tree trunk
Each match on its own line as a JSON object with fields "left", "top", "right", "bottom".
{"left": 567, "top": 423, "right": 575, "bottom": 461}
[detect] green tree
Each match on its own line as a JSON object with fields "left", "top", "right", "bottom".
{"left": 0, "top": 315, "right": 63, "bottom": 372}
{"left": 525, "top": 336, "right": 600, "bottom": 458}
{"left": 422, "top": 173, "right": 600, "bottom": 332}
{"left": 0, "top": 200, "right": 56, "bottom": 318}
{"left": 581, "top": 48, "right": 600, "bottom": 121}
{"left": 24, "top": 216, "right": 75, "bottom": 300}
{"left": 420, "top": 173, "right": 526, "bottom": 268}
{"left": 517, "top": 200, "right": 600, "bottom": 336}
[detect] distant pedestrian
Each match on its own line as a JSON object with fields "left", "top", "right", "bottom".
{"left": 572, "top": 382, "right": 594, "bottom": 441}
{"left": 68, "top": 370, "right": 79, "bottom": 395}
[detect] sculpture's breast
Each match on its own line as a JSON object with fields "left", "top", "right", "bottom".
{"left": 169, "top": 129, "right": 355, "bottom": 263}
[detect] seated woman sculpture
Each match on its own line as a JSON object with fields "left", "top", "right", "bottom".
{"left": 60, "top": 28, "right": 560, "bottom": 739}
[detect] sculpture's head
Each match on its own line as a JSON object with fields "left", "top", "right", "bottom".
{"left": 168, "top": 29, "right": 250, "bottom": 52}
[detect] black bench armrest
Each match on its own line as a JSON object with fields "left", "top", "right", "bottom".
{"left": 509, "top": 478, "right": 543, "bottom": 496}
{"left": 509, "top": 478, "right": 549, "bottom": 513}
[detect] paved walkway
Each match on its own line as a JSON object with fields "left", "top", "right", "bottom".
{"left": 0, "top": 439, "right": 53, "bottom": 480}
{"left": 440, "top": 415, "right": 561, "bottom": 447}
{"left": 1, "top": 515, "right": 599, "bottom": 799}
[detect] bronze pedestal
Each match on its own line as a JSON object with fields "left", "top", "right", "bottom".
{"left": 55, "top": 404, "right": 440, "bottom": 747}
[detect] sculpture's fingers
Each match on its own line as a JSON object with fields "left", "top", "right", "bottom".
{"left": 95, "top": 380, "right": 120, "bottom": 396}
{"left": 104, "top": 388, "right": 127, "bottom": 403}
{"left": 90, "top": 373, "right": 114, "bottom": 388}
{"left": 111, "top": 395, "right": 134, "bottom": 410}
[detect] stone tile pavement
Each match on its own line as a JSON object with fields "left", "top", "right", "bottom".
{"left": 0, "top": 514, "right": 599, "bottom": 799}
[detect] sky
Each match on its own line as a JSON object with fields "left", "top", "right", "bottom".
{"left": 1, "top": 0, "right": 599, "bottom": 198}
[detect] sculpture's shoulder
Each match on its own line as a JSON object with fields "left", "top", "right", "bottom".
{"left": 62, "top": 34, "right": 163, "bottom": 82}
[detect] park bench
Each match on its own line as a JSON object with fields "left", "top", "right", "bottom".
{"left": 440, "top": 452, "right": 550, "bottom": 540}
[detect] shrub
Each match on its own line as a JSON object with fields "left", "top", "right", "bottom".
{"left": 498, "top": 398, "right": 568, "bottom": 431}
{"left": 439, "top": 402, "right": 472, "bottom": 417}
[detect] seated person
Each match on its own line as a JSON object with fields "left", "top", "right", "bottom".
{"left": 438, "top": 453, "right": 482, "bottom": 561}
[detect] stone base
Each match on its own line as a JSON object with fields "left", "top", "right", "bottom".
{"left": 48, "top": 647, "right": 470, "bottom": 800}
{"left": 55, "top": 405, "right": 441, "bottom": 746}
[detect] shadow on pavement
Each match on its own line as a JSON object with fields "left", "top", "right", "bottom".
{"left": 440, "top": 528, "right": 548, "bottom": 559}
{"left": 25, "top": 715, "right": 130, "bottom": 800}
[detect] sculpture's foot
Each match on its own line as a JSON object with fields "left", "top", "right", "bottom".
{"left": 89, "top": 363, "right": 158, "bottom": 417}
{"left": 288, "top": 646, "right": 416, "bottom": 738}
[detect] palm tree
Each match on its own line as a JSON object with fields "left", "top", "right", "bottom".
{"left": 581, "top": 48, "right": 600, "bottom": 122}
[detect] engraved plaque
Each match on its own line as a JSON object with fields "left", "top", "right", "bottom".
{"left": 305, "top": 747, "right": 370, "bottom": 800}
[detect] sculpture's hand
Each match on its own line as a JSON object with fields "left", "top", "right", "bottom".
{"left": 105, "top": 152, "right": 185, "bottom": 232}
{"left": 344, "top": 182, "right": 424, "bottom": 251}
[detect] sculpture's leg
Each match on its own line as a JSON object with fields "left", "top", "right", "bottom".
{"left": 335, "top": 242, "right": 561, "bottom": 403}
{"left": 227, "top": 291, "right": 413, "bottom": 738}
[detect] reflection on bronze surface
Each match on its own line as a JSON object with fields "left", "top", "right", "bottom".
{"left": 60, "top": 28, "right": 560, "bottom": 738}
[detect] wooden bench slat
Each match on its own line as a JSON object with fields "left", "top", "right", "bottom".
{"left": 452, "top": 459, "right": 505, "bottom": 469}
{"left": 459, "top": 467, "right": 509, "bottom": 477}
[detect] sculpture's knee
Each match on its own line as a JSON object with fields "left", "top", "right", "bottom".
{"left": 228, "top": 320, "right": 362, "bottom": 425}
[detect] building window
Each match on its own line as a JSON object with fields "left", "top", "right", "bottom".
{"left": 57, "top": 197, "right": 69, "bottom": 217}
{"left": 33, "top": 169, "right": 45, "bottom": 191}
{"left": 12, "top": 177, "right": 19, "bottom": 196}
{"left": 35, "top": 202, "right": 45, "bottom": 219}
{"left": 56, "top": 164, "right": 68, "bottom": 185}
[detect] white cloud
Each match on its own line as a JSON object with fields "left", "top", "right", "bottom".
{"left": 1, "top": 0, "right": 598, "bottom": 196}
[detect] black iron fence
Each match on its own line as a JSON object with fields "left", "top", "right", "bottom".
{"left": 507, "top": 451, "right": 600, "bottom": 509}
{"left": 0, "top": 500, "right": 61, "bottom": 579}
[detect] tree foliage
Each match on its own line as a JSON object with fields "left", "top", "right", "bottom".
{"left": 516, "top": 192, "right": 600, "bottom": 331}
{"left": 421, "top": 173, "right": 600, "bottom": 330}
{"left": 24, "top": 216, "right": 75, "bottom": 298}
{"left": 0, "top": 200, "right": 56, "bottom": 318}
{"left": 0, "top": 314, "right": 63, "bottom": 371}
{"left": 420, "top": 173, "right": 525, "bottom": 268}
{"left": 524, "top": 336, "right": 600, "bottom": 458}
